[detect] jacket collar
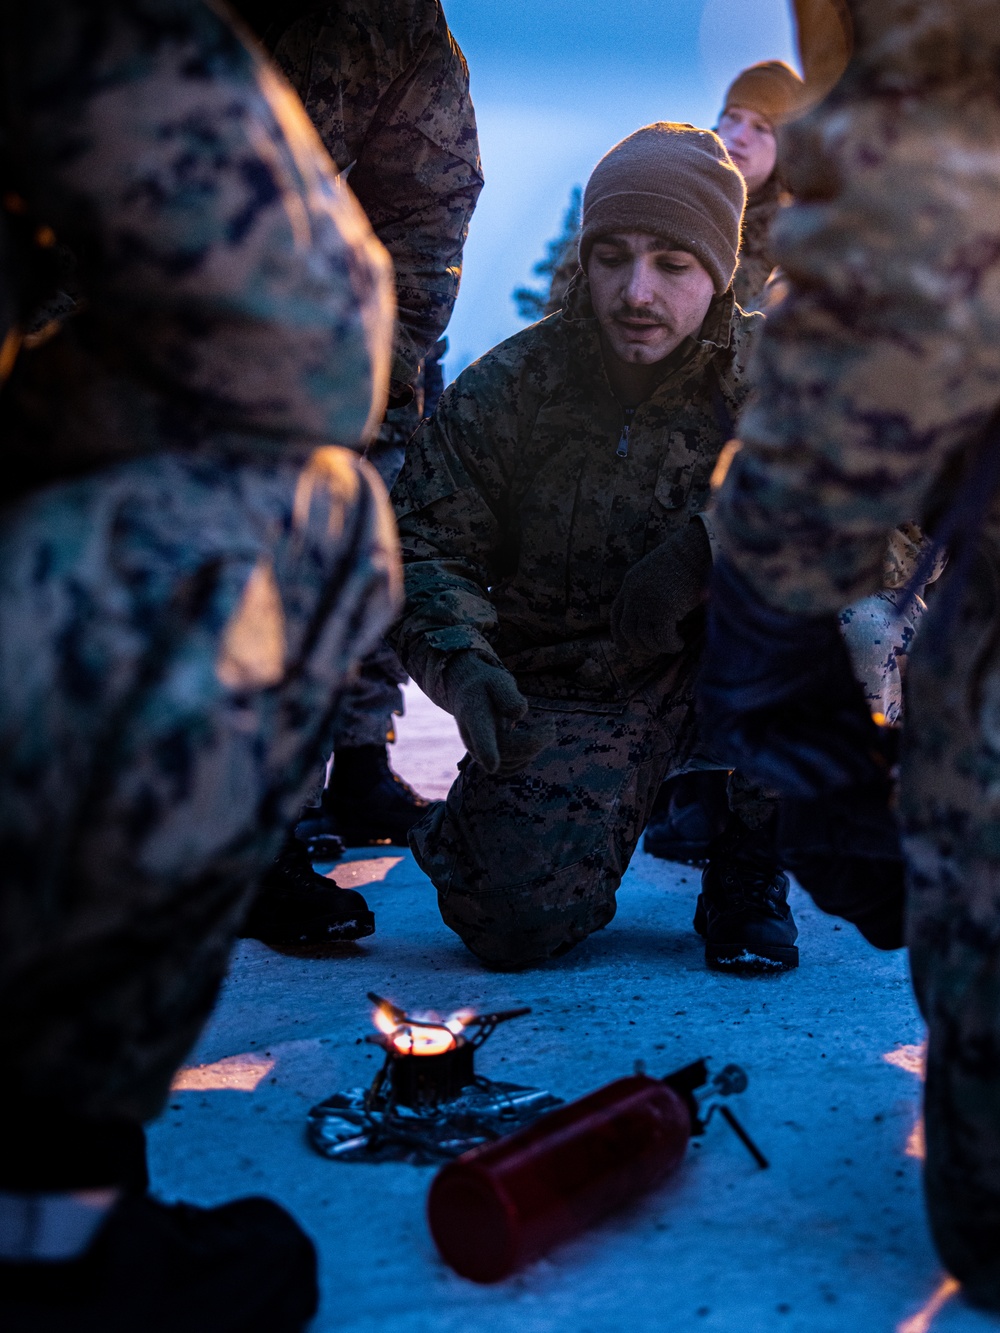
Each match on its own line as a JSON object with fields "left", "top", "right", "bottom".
{"left": 698, "top": 288, "right": 735, "bottom": 349}
{"left": 746, "top": 171, "right": 784, "bottom": 213}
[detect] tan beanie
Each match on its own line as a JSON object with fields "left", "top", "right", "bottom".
{"left": 722, "top": 61, "right": 806, "bottom": 127}
{"left": 579, "top": 123, "right": 746, "bottom": 295}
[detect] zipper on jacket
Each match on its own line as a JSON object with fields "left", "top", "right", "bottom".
{"left": 617, "top": 406, "right": 635, "bottom": 458}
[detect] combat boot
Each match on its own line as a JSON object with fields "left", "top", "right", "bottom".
{"left": 643, "top": 771, "right": 729, "bottom": 865}
{"left": 0, "top": 1192, "right": 317, "bottom": 1332}
{"left": 322, "top": 743, "right": 429, "bottom": 846}
{"left": 241, "top": 836, "right": 375, "bottom": 947}
{"left": 293, "top": 808, "right": 346, "bottom": 863}
{"left": 694, "top": 816, "right": 798, "bottom": 972}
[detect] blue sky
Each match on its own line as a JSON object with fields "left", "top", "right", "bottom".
{"left": 440, "top": 0, "right": 797, "bottom": 376}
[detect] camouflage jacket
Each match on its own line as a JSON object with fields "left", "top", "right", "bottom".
{"left": 732, "top": 175, "right": 787, "bottom": 312}
{"left": 715, "top": 0, "right": 1000, "bottom": 617}
{"left": 0, "top": 0, "right": 394, "bottom": 502}
{"left": 545, "top": 233, "right": 581, "bottom": 317}
{"left": 269, "top": 0, "right": 483, "bottom": 389}
{"left": 390, "top": 277, "right": 760, "bottom": 702}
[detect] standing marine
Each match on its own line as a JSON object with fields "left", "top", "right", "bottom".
{"left": 0, "top": 1, "right": 397, "bottom": 1326}
{"left": 234, "top": 0, "right": 483, "bottom": 892}
{"left": 699, "top": 0, "right": 1000, "bottom": 1307}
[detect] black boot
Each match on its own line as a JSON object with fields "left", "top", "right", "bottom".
{"left": 0, "top": 1113, "right": 316, "bottom": 1332}
{"left": 694, "top": 816, "right": 798, "bottom": 972}
{"left": 643, "top": 772, "right": 729, "bottom": 866}
{"left": 241, "top": 836, "right": 375, "bottom": 947}
{"left": 322, "top": 743, "right": 429, "bottom": 847}
{"left": 293, "top": 809, "right": 346, "bottom": 863}
{"left": 0, "top": 1193, "right": 318, "bottom": 1332}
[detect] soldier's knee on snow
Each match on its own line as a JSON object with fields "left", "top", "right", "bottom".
{"left": 439, "top": 893, "right": 617, "bottom": 971}
{"left": 455, "top": 923, "right": 588, "bottom": 972}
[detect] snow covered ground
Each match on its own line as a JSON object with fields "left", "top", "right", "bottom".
{"left": 150, "top": 685, "right": 999, "bottom": 1333}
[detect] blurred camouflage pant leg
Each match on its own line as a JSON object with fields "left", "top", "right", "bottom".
{"left": 329, "top": 639, "right": 408, "bottom": 747}
{"left": 411, "top": 650, "right": 748, "bottom": 968}
{"left": 328, "top": 396, "right": 418, "bottom": 750}
{"left": 0, "top": 447, "right": 398, "bottom": 1125}
{"left": 903, "top": 547, "right": 1000, "bottom": 1302}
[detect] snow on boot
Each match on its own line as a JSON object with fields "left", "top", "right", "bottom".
{"left": 323, "top": 743, "right": 429, "bottom": 846}
{"left": 0, "top": 1192, "right": 318, "bottom": 1333}
{"left": 241, "top": 836, "right": 375, "bottom": 947}
{"left": 694, "top": 817, "right": 798, "bottom": 972}
{"left": 643, "top": 771, "right": 729, "bottom": 866}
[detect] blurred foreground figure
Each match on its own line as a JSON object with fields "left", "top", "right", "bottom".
{"left": 644, "top": 59, "right": 806, "bottom": 866}
{"left": 700, "top": 0, "right": 1000, "bottom": 1306}
{"left": 646, "top": 54, "right": 928, "bottom": 870}
{"left": 0, "top": 2, "right": 398, "bottom": 1326}
{"left": 236, "top": 0, "right": 483, "bottom": 863}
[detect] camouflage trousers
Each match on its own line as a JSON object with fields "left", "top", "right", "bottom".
{"left": 410, "top": 643, "right": 767, "bottom": 968}
{"left": 327, "top": 397, "right": 416, "bottom": 751}
{"left": 901, "top": 538, "right": 1000, "bottom": 1305}
{"left": 328, "top": 637, "right": 407, "bottom": 748}
{"left": 0, "top": 445, "right": 398, "bottom": 1127}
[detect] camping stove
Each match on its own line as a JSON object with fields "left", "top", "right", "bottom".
{"left": 307, "top": 993, "right": 562, "bottom": 1165}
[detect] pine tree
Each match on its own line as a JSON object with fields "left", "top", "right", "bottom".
{"left": 512, "top": 186, "right": 582, "bottom": 322}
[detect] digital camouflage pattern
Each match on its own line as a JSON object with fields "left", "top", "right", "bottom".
{"left": 1, "top": 448, "right": 399, "bottom": 1122}
{"left": 391, "top": 276, "right": 760, "bottom": 707}
{"left": 544, "top": 232, "right": 581, "bottom": 317}
{"left": 392, "top": 279, "right": 767, "bottom": 963}
{"left": 0, "top": 0, "right": 400, "bottom": 1125}
{"left": 715, "top": 0, "right": 1000, "bottom": 1300}
{"left": 329, "top": 637, "right": 408, "bottom": 747}
{"left": 732, "top": 174, "right": 787, "bottom": 312}
{"left": 270, "top": 0, "right": 483, "bottom": 389}
{"left": 260, "top": 0, "right": 481, "bottom": 753}
{"left": 1, "top": 0, "right": 395, "bottom": 497}
{"left": 839, "top": 590, "right": 921, "bottom": 725}
{"left": 411, "top": 642, "right": 750, "bottom": 968}
{"left": 839, "top": 521, "right": 944, "bottom": 724}
{"left": 716, "top": 2, "right": 1000, "bottom": 617}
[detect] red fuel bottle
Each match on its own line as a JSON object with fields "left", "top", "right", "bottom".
{"left": 427, "top": 1059, "right": 764, "bottom": 1283}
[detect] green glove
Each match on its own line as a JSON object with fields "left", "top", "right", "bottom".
{"left": 610, "top": 521, "right": 713, "bottom": 657}
{"left": 444, "top": 652, "right": 555, "bottom": 775}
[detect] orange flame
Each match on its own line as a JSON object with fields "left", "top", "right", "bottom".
{"left": 371, "top": 1000, "right": 474, "bottom": 1056}
{"left": 445, "top": 1007, "right": 476, "bottom": 1035}
{"left": 373, "top": 1003, "right": 397, "bottom": 1037}
{"left": 389, "top": 1023, "right": 457, "bottom": 1056}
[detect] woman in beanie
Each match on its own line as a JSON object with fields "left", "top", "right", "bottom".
{"left": 388, "top": 123, "right": 803, "bottom": 975}
{"left": 716, "top": 60, "right": 805, "bottom": 309}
